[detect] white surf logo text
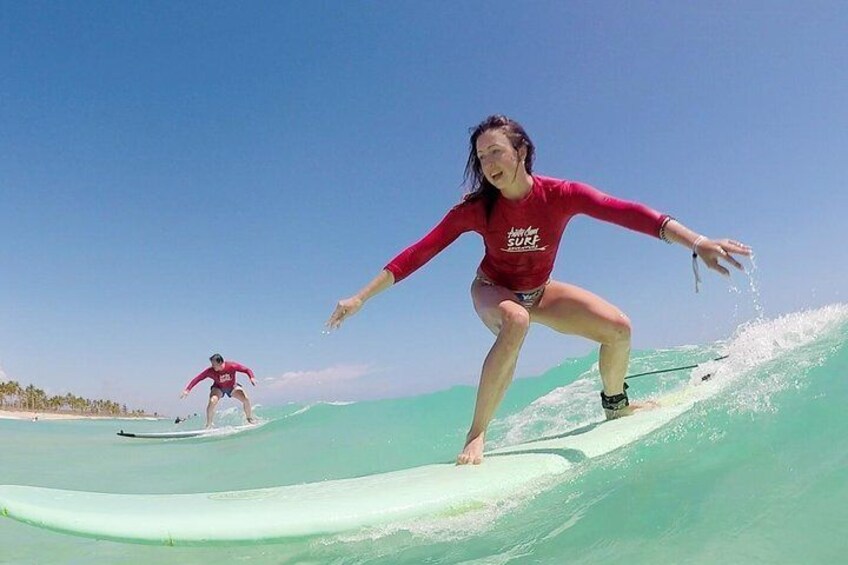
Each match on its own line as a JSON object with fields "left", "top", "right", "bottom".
{"left": 502, "top": 226, "right": 547, "bottom": 253}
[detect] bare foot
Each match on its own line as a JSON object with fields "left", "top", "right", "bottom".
{"left": 247, "top": 417, "right": 257, "bottom": 425}
{"left": 604, "top": 400, "right": 659, "bottom": 421}
{"left": 457, "top": 431, "right": 485, "bottom": 465}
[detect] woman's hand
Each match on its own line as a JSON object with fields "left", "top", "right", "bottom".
{"left": 326, "top": 296, "right": 364, "bottom": 330}
{"left": 694, "top": 238, "right": 753, "bottom": 276}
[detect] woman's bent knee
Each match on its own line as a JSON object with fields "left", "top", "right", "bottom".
{"left": 606, "top": 314, "right": 632, "bottom": 344}
{"left": 499, "top": 303, "right": 531, "bottom": 334}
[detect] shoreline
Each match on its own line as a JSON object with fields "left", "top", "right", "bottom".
{"left": 0, "top": 409, "right": 160, "bottom": 421}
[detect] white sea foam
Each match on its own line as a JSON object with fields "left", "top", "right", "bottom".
{"left": 491, "top": 304, "right": 848, "bottom": 448}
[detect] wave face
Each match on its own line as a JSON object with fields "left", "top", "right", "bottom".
{"left": 1, "top": 304, "right": 846, "bottom": 563}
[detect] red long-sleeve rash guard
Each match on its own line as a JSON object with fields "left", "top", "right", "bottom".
{"left": 385, "top": 175, "right": 668, "bottom": 290}
{"left": 184, "top": 362, "right": 255, "bottom": 392}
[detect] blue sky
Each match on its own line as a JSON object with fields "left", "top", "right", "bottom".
{"left": 1, "top": 1, "right": 845, "bottom": 416}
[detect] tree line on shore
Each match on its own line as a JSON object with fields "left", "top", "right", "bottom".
{"left": 0, "top": 380, "right": 154, "bottom": 417}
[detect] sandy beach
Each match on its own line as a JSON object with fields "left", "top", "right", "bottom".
{"left": 0, "top": 409, "right": 159, "bottom": 421}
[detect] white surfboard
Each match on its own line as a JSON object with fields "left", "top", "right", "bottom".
{"left": 0, "top": 380, "right": 708, "bottom": 545}
{"left": 116, "top": 422, "right": 264, "bottom": 440}
{"left": 0, "top": 454, "right": 569, "bottom": 545}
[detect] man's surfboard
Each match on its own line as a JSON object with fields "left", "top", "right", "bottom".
{"left": 0, "top": 381, "right": 709, "bottom": 545}
{"left": 118, "top": 429, "right": 211, "bottom": 439}
{"left": 116, "top": 422, "right": 263, "bottom": 440}
{"left": 118, "top": 420, "right": 268, "bottom": 439}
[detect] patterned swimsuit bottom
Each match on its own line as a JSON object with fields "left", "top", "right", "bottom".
{"left": 474, "top": 271, "right": 549, "bottom": 309}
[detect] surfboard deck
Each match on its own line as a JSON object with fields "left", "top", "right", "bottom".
{"left": 0, "top": 453, "right": 568, "bottom": 545}
{"left": 1, "top": 380, "right": 708, "bottom": 545}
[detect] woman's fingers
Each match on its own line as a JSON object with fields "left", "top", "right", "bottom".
{"left": 722, "top": 250, "right": 744, "bottom": 271}
{"left": 326, "top": 299, "right": 359, "bottom": 329}
{"left": 325, "top": 306, "right": 341, "bottom": 329}
{"left": 719, "top": 239, "right": 753, "bottom": 256}
{"left": 708, "top": 258, "right": 731, "bottom": 277}
{"left": 699, "top": 238, "right": 751, "bottom": 275}
{"left": 327, "top": 308, "right": 344, "bottom": 329}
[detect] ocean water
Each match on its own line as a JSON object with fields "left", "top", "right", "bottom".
{"left": 1, "top": 304, "right": 846, "bottom": 564}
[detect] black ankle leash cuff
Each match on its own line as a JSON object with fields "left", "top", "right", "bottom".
{"left": 600, "top": 383, "right": 630, "bottom": 411}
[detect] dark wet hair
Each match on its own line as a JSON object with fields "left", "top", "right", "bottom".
{"left": 462, "top": 115, "right": 536, "bottom": 218}
{"left": 209, "top": 354, "right": 224, "bottom": 364}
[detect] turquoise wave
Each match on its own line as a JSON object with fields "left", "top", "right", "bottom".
{"left": 1, "top": 304, "right": 845, "bottom": 563}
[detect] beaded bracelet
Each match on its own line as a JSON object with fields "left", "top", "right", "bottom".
{"left": 659, "top": 216, "right": 675, "bottom": 243}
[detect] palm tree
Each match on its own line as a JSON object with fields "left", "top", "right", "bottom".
{"left": 2, "top": 381, "right": 23, "bottom": 409}
{"left": 0, "top": 379, "right": 151, "bottom": 417}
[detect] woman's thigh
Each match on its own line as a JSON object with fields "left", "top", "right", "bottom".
{"left": 530, "top": 280, "right": 631, "bottom": 343}
{"left": 470, "top": 277, "right": 530, "bottom": 336}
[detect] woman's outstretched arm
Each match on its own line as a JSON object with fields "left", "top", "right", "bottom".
{"left": 326, "top": 269, "right": 395, "bottom": 329}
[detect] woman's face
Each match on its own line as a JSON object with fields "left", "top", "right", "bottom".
{"left": 475, "top": 129, "right": 526, "bottom": 189}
